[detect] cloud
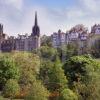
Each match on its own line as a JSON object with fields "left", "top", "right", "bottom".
{"left": 0, "top": 0, "right": 100, "bottom": 36}
{"left": 66, "top": 8, "right": 86, "bottom": 19}
{"left": 19, "top": 6, "right": 66, "bottom": 35}
{"left": 0, "top": 0, "right": 24, "bottom": 36}
{"left": 79, "top": 0, "right": 100, "bottom": 12}
{"left": 0, "top": 0, "right": 23, "bottom": 10}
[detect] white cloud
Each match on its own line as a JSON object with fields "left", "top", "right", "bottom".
{"left": 0, "top": 0, "right": 100, "bottom": 36}
{"left": 66, "top": 8, "right": 86, "bottom": 19}
{"left": 1, "top": 0, "right": 23, "bottom": 10}
{"left": 17, "top": 6, "right": 65, "bottom": 35}
{"left": 79, "top": 0, "right": 100, "bottom": 12}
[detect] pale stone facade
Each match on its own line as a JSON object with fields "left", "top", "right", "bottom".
{"left": 15, "top": 34, "right": 40, "bottom": 51}
{"left": 51, "top": 24, "right": 91, "bottom": 54}
{"left": 87, "top": 24, "right": 100, "bottom": 53}
{"left": 51, "top": 29, "right": 66, "bottom": 48}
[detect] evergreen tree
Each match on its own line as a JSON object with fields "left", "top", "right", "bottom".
{"left": 25, "top": 80, "right": 49, "bottom": 100}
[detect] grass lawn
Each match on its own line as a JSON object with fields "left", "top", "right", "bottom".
{"left": 3, "top": 98, "right": 24, "bottom": 100}
{"left": 0, "top": 96, "right": 23, "bottom": 100}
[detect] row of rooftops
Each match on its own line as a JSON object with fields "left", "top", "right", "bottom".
{"left": 1, "top": 24, "right": 100, "bottom": 41}
{"left": 2, "top": 33, "right": 35, "bottom": 40}
{"left": 51, "top": 24, "right": 100, "bottom": 42}
{"left": 52, "top": 24, "right": 100, "bottom": 36}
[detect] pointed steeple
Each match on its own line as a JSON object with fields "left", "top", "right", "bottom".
{"left": 32, "top": 11, "right": 40, "bottom": 37}
{"left": 35, "top": 11, "right": 38, "bottom": 26}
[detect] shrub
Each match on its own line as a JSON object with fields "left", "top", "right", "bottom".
{"left": 3, "top": 79, "right": 20, "bottom": 99}
{"left": 25, "top": 80, "right": 49, "bottom": 100}
{"left": 0, "top": 56, "right": 20, "bottom": 89}
{"left": 63, "top": 55, "right": 100, "bottom": 100}
{"left": 59, "top": 89, "right": 78, "bottom": 100}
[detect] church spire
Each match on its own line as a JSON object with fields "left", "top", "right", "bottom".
{"left": 35, "top": 11, "right": 38, "bottom": 26}
{"left": 32, "top": 11, "right": 40, "bottom": 37}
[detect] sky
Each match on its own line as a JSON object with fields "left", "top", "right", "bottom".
{"left": 0, "top": 0, "right": 100, "bottom": 36}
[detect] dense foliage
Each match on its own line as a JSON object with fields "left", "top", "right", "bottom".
{"left": 91, "top": 39, "right": 100, "bottom": 58}
{"left": 59, "top": 89, "right": 78, "bottom": 100}
{"left": 0, "top": 45, "right": 100, "bottom": 100}
{"left": 63, "top": 55, "right": 100, "bottom": 100}
{"left": 25, "top": 79, "right": 49, "bottom": 100}
{"left": 0, "top": 55, "right": 20, "bottom": 89}
{"left": 3, "top": 79, "right": 20, "bottom": 99}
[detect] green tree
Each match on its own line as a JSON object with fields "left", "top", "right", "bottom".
{"left": 40, "top": 45, "right": 58, "bottom": 61}
{"left": 39, "top": 58, "right": 70, "bottom": 100}
{"left": 12, "top": 52, "right": 40, "bottom": 74}
{"left": 39, "top": 60, "right": 54, "bottom": 85}
{"left": 3, "top": 79, "right": 20, "bottom": 99}
{"left": 25, "top": 80, "right": 49, "bottom": 100}
{"left": 63, "top": 55, "right": 100, "bottom": 100}
{"left": 11, "top": 52, "right": 41, "bottom": 96}
{"left": 0, "top": 56, "right": 20, "bottom": 89}
{"left": 57, "top": 43, "right": 78, "bottom": 61}
{"left": 48, "top": 57, "right": 68, "bottom": 91}
{"left": 91, "top": 39, "right": 100, "bottom": 58}
{"left": 59, "top": 89, "right": 78, "bottom": 100}
{"left": 41, "top": 35, "right": 52, "bottom": 47}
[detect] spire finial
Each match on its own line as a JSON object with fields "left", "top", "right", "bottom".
{"left": 35, "top": 11, "right": 38, "bottom": 26}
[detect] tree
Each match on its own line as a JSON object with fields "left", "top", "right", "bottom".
{"left": 48, "top": 57, "right": 68, "bottom": 91}
{"left": 3, "top": 79, "right": 20, "bottom": 99}
{"left": 63, "top": 55, "right": 100, "bottom": 100}
{"left": 39, "top": 60, "right": 54, "bottom": 85}
{"left": 91, "top": 39, "right": 100, "bottom": 58}
{"left": 59, "top": 89, "right": 78, "bottom": 100}
{"left": 11, "top": 52, "right": 41, "bottom": 97}
{"left": 40, "top": 45, "right": 58, "bottom": 61}
{"left": 41, "top": 35, "right": 52, "bottom": 47}
{"left": 12, "top": 52, "right": 40, "bottom": 74}
{"left": 39, "top": 57, "right": 69, "bottom": 100}
{"left": 0, "top": 56, "right": 20, "bottom": 89}
{"left": 57, "top": 43, "right": 78, "bottom": 61}
{"left": 25, "top": 80, "right": 49, "bottom": 100}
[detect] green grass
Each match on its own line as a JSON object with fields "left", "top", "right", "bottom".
{"left": 0, "top": 96, "right": 23, "bottom": 100}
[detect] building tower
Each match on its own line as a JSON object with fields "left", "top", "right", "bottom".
{"left": 0, "top": 24, "right": 5, "bottom": 51}
{"left": 32, "top": 11, "right": 40, "bottom": 37}
{"left": 0, "top": 24, "right": 3, "bottom": 35}
{"left": 31, "top": 12, "right": 40, "bottom": 49}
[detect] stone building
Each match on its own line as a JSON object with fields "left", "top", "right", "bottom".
{"left": 88, "top": 24, "right": 100, "bottom": 53}
{"left": 1, "top": 36, "right": 15, "bottom": 52}
{"left": 51, "top": 24, "right": 89, "bottom": 54}
{"left": 0, "top": 24, "right": 6, "bottom": 51}
{"left": 51, "top": 29, "right": 66, "bottom": 48}
{"left": 0, "top": 12, "right": 40, "bottom": 52}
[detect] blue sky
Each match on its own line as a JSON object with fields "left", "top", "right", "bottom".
{"left": 28, "top": 0, "right": 77, "bottom": 8}
{"left": 0, "top": 0, "right": 100, "bottom": 36}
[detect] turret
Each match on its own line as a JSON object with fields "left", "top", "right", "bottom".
{"left": 0, "top": 24, "right": 3, "bottom": 35}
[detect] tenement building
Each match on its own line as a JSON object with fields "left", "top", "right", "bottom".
{"left": 51, "top": 29, "right": 66, "bottom": 48}
{"left": 51, "top": 24, "right": 100, "bottom": 54}
{"left": 88, "top": 24, "right": 100, "bottom": 52}
{"left": 0, "top": 12, "right": 40, "bottom": 52}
